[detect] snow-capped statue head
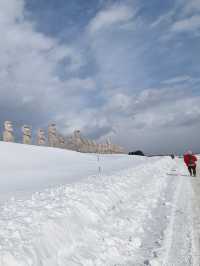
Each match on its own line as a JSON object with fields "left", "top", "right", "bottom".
{"left": 38, "top": 129, "right": 45, "bottom": 138}
{"left": 22, "top": 125, "right": 31, "bottom": 137}
{"left": 37, "top": 129, "right": 46, "bottom": 145}
{"left": 4, "top": 121, "right": 13, "bottom": 132}
{"left": 74, "top": 130, "right": 81, "bottom": 139}
{"left": 48, "top": 123, "right": 57, "bottom": 136}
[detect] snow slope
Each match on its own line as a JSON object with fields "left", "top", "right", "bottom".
{"left": 0, "top": 142, "right": 198, "bottom": 266}
{"left": 0, "top": 142, "right": 145, "bottom": 200}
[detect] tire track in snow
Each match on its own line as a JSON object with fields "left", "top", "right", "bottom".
{"left": 161, "top": 162, "right": 193, "bottom": 266}
{"left": 190, "top": 162, "right": 200, "bottom": 266}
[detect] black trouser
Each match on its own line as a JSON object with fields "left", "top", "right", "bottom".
{"left": 188, "top": 166, "right": 196, "bottom": 176}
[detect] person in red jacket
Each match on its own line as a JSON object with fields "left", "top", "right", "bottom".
{"left": 184, "top": 151, "right": 198, "bottom": 177}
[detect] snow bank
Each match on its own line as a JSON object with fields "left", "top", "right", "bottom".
{"left": 0, "top": 141, "right": 146, "bottom": 199}
{"left": 0, "top": 142, "right": 175, "bottom": 265}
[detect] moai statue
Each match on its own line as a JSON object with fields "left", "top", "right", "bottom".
{"left": 37, "top": 129, "right": 46, "bottom": 146}
{"left": 58, "top": 135, "right": 65, "bottom": 149}
{"left": 110, "top": 144, "right": 115, "bottom": 154}
{"left": 22, "top": 125, "right": 32, "bottom": 145}
{"left": 91, "top": 140, "right": 97, "bottom": 153}
{"left": 112, "top": 144, "right": 125, "bottom": 154}
{"left": 96, "top": 143, "right": 100, "bottom": 154}
{"left": 83, "top": 139, "right": 91, "bottom": 153}
{"left": 79, "top": 137, "right": 89, "bottom": 153}
{"left": 65, "top": 135, "right": 77, "bottom": 151}
{"left": 3, "top": 121, "right": 14, "bottom": 142}
{"left": 102, "top": 143, "right": 108, "bottom": 154}
{"left": 74, "top": 130, "right": 81, "bottom": 139}
{"left": 48, "top": 123, "right": 58, "bottom": 147}
{"left": 87, "top": 140, "right": 97, "bottom": 153}
{"left": 106, "top": 138, "right": 112, "bottom": 154}
{"left": 112, "top": 144, "right": 117, "bottom": 154}
{"left": 97, "top": 143, "right": 103, "bottom": 154}
{"left": 86, "top": 139, "right": 94, "bottom": 153}
{"left": 73, "top": 130, "right": 83, "bottom": 152}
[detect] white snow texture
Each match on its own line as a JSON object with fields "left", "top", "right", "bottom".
{"left": 0, "top": 142, "right": 198, "bottom": 266}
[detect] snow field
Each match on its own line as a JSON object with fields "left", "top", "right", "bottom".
{"left": 0, "top": 141, "right": 175, "bottom": 266}
{"left": 0, "top": 142, "right": 146, "bottom": 198}
{"left": 0, "top": 142, "right": 198, "bottom": 266}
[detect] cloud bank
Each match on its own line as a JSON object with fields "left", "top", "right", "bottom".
{"left": 0, "top": 0, "right": 199, "bottom": 154}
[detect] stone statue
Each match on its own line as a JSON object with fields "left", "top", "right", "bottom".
{"left": 106, "top": 138, "right": 112, "bottom": 153}
{"left": 87, "top": 140, "right": 97, "bottom": 153}
{"left": 3, "top": 121, "right": 14, "bottom": 142}
{"left": 111, "top": 144, "right": 125, "bottom": 154}
{"left": 79, "top": 137, "right": 87, "bottom": 153}
{"left": 87, "top": 139, "right": 92, "bottom": 152}
{"left": 48, "top": 123, "right": 58, "bottom": 147}
{"left": 97, "top": 143, "right": 103, "bottom": 154}
{"left": 37, "top": 129, "right": 46, "bottom": 146}
{"left": 58, "top": 135, "right": 65, "bottom": 149}
{"left": 73, "top": 130, "right": 83, "bottom": 152}
{"left": 102, "top": 143, "right": 108, "bottom": 154}
{"left": 65, "top": 135, "right": 77, "bottom": 151}
{"left": 91, "top": 140, "right": 97, "bottom": 153}
{"left": 22, "top": 125, "right": 31, "bottom": 145}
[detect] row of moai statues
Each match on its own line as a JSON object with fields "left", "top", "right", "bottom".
{"left": 3, "top": 121, "right": 47, "bottom": 146}
{"left": 2, "top": 121, "right": 125, "bottom": 154}
{"left": 65, "top": 130, "right": 125, "bottom": 154}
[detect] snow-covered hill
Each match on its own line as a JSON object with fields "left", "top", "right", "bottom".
{"left": 0, "top": 141, "right": 146, "bottom": 199}
{"left": 0, "top": 142, "right": 198, "bottom": 266}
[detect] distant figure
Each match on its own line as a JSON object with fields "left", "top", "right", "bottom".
{"left": 184, "top": 151, "right": 197, "bottom": 177}
{"left": 171, "top": 154, "right": 175, "bottom": 159}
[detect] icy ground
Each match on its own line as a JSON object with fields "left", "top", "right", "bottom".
{"left": 0, "top": 142, "right": 199, "bottom": 266}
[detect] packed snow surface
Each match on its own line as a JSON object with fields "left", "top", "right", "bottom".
{"left": 0, "top": 142, "right": 199, "bottom": 266}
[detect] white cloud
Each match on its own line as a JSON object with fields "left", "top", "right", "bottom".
{"left": 65, "top": 78, "right": 96, "bottom": 93}
{"left": 0, "top": 0, "right": 24, "bottom": 24}
{"left": 151, "top": 10, "right": 175, "bottom": 28}
{"left": 105, "top": 93, "right": 131, "bottom": 112}
{"left": 171, "top": 15, "right": 200, "bottom": 32}
{"left": 162, "top": 75, "right": 191, "bottom": 84}
{"left": 183, "top": 0, "right": 200, "bottom": 15}
{"left": 133, "top": 96, "right": 200, "bottom": 129}
{"left": 151, "top": 1, "right": 200, "bottom": 38}
{"left": 80, "top": 85, "right": 200, "bottom": 153}
{"left": 0, "top": 0, "right": 199, "bottom": 154}
{"left": 0, "top": 0, "right": 86, "bottom": 127}
{"left": 88, "top": 4, "right": 134, "bottom": 34}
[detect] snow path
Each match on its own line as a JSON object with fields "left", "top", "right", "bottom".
{"left": 0, "top": 143, "right": 199, "bottom": 266}
{"left": 190, "top": 162, "right": 200, "bottom": 266}
{"left": 159, "top": 165, "right": 193, "bottom": 266}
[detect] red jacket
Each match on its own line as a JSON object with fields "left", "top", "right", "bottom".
{"left": 184, "top": 154, "right": 197, "bottom": 167}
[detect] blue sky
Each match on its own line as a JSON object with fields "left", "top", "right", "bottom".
{"left": 0, "top": 0, "right": 200, "bottom": 154}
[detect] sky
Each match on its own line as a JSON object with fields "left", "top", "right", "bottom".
{"left": 0, "top": 0, "right": 200, "bottom": 154}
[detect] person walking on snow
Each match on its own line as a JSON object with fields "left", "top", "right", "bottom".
{"left": 184, "top": 151, "right": 198, "bottom": 177}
